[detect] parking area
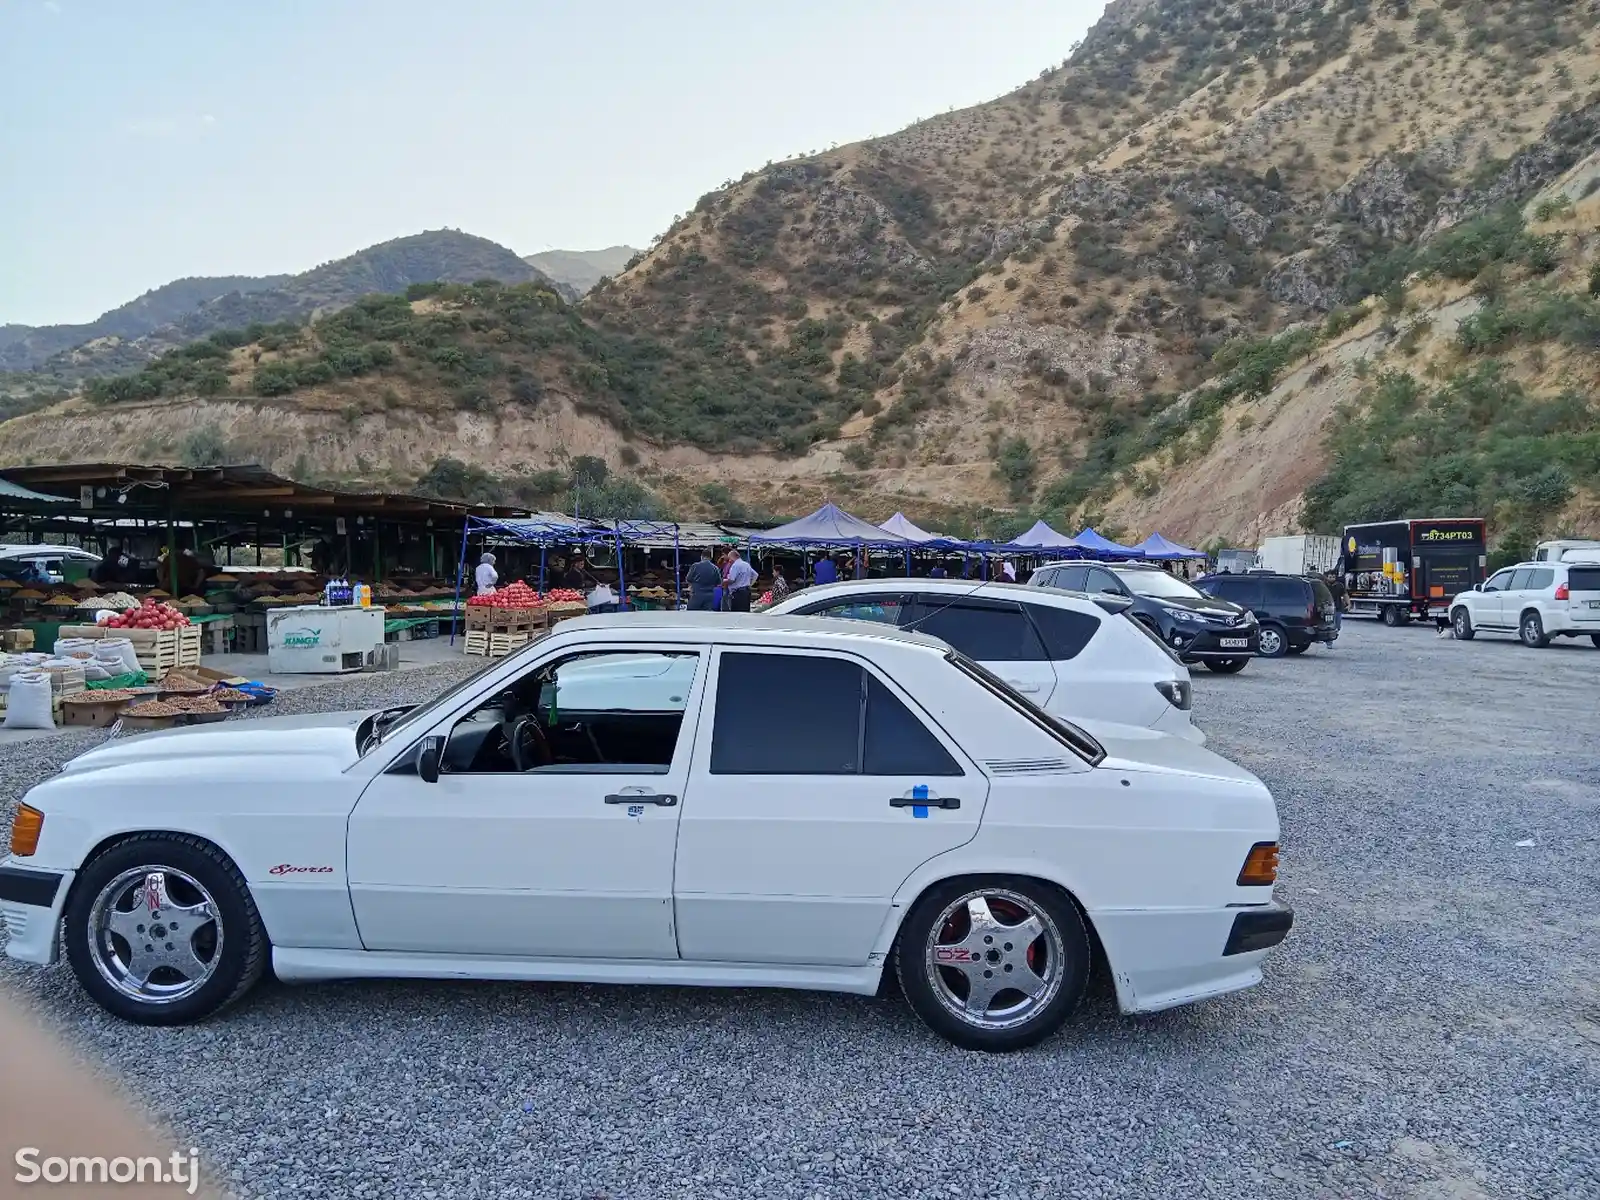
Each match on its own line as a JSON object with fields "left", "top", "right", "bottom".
{"left": 1, "top": 621, "right": 1596, "bottom": 1199}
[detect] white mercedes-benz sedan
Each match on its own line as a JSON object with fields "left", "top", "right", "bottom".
{"left": 0, "top": 613, "right": 1291, "bottom": 1051}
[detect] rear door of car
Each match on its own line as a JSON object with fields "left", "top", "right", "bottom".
{"left": 903, "top": 596, "right": 1058, "bottom": 703}
{"left": 1567, "top": 564, "right": 1600, "bottom": 630}
{"left": 674, "top": 646, "right": 984, "bottom": 965}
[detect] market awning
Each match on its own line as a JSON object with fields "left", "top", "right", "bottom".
{"left": 0, "top": 476, "right": 74, "bottom": 505}
{"left": 1009, "top": 520, "right": 1080, "bottom": 549}
{"left": 750, "top": 502, "right": 911, "bottom": 547}
{"left": 878, "top": 512, "right": 944, "bottom": 542}
{"left": 1133, "top": 532, "right": 1204, "bottom": 559}
{"left": 1073, "top": 527, "right": 1143, "bottom": 558}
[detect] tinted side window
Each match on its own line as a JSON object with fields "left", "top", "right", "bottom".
{"left": 1508, "top": 569, "right": 1534, "bottom": 590}
{"left": 1086, "top": 568, "right": 1124, "bottom": 594}
{"left": 801, "top": 596, "right": 906, "bottom": 624}
{"left": 1057, "top": 565, "right": 1089, "bottom": 591}
{"left": 1204, "top": 577, "right": 1261, "bottom": 607}
{"left": 711, "top": 653, "right": 861, "bottom": 774}
{"left": 1525, "top": 569, "right": 1554, "bottom": 591}
{"left": 911, "top": 602, "right": 1047, "bottom": 662}
{"left": 1262, "top": 578, "right": 1307, "bottom": 607}
{"left": 1025, "top": 603, "right": 1100, "bottom": 661}
{"left": 863, "top": 675, "right": 961, "bottom": 776}
{"left": 1484, "top": 570, "right": 1515, "bottom": 592}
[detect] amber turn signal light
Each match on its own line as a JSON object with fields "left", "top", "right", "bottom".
{"left": 9, "top": 804, "right": 43, "bottom": 857}
{"left": 1237, "top": 841, "right": 1279, "bottom": 886}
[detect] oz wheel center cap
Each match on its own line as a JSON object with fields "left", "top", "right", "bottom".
{"left": 986, "top": 948, "right": 1003, "bottom": 964}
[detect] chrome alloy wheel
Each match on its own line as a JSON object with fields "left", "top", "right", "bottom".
{"left": 1258, "top": 626, "right": 1285, "bottom": 656}
{"left": 923, "top": 888, "right": 1065, "bottom": 1030}
{"left": 87, "top": 867, "right": 222, "bottom": 1004}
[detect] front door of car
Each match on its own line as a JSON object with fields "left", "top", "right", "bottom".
{"left": 903, "top": 596, "right": 1058, "bottom": 703}
{"left": 347, "top": 646, "right": 708, "bottom": 960}
{"left": 673, "top": 647, "right": 985, "bottom": 966}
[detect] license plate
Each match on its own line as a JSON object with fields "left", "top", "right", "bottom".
{"left": 1588, "top": 600, "right": 1600, "bottom": 609}
{"left": 1220, "top": 637, "right": 1249, "bottom": 648}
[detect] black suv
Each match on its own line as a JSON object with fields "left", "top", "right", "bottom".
{"left": 1195, "top": 571, "right": 1339, "bottom": 657}
{"left": 1030, "top": 562, "right": 1260, "bottom": 673}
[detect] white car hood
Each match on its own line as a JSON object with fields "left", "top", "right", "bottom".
{"left": 59, "top": 709, "right": 370, "bottom": 779}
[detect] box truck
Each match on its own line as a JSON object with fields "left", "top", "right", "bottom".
{"left": 1340, "top": 517, "right": 1488, "bottom": 625}
{"left": 1257, "top": 535, "right": 1341, "bottom": 576}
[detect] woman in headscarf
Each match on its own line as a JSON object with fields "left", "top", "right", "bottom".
{"left": 1001, "top": 560, "right": 1017, "bottom": 583}
{"left": 474, "top": 552, "right": 499, "bottom": 595}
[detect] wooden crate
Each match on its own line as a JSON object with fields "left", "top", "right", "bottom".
{"left": 463, "top": 629, "right": 532, "bottom": 659}
{"left": 2, "top": 629, "right": 34, "bottom": 652}
{"left": 464, "top": 607, "right": 546, "bottom": 632}
{"left": 121, "top": 627, "right": 203, "bottom": 672}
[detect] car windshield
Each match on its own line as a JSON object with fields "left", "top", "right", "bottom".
{"left": 946, "top": 650, "right": 1105, "bottom": 766}
{"left": 357, "top": 636, "right": 548, "bottom": 753}
{"left": 1114, "top": 570, "right": 1205, "bottom": 600}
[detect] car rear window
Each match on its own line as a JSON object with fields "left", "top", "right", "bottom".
{"left": 1568, "top": 566, "right": 1600, "bottom": 592}
{"left": 1310, "top": 579, "right": 1334, "bottom": 607}
{"left": 1021, "top": 603, "right": 1099, "bottom": 661}
{"left": 710, "top": 652, "right": 961, "bottom": 776}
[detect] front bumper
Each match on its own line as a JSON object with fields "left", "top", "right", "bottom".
{"left": 0, "top": 862, "right": 71, "bottom": 965}
{"left": 1169, "top": 624, "right": 1259, "bottom": 660}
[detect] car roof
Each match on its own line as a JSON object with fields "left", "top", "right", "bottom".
{"left": 548, "top": 610, "right": 957, "bottom": 653}
{"left": 0, "top": 545, "right": 100, "bottom": 562}
{"left": 769, "top": 577, "right": 1110, "bottom": 613}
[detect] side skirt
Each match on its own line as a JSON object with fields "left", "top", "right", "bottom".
{"left": 272, "top": 947, "right": 886, "bottom": 996}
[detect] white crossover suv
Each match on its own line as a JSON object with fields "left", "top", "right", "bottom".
{"left": 765, "top": 579, "right": 1203, "bottom": 742}
{"left": 1450, "top": 560, "right": 1600, "bottom": 648}
{"left": 0, "top": 612, "right": 1289, "bottom": 1052}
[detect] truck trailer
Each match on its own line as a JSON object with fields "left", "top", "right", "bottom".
{"left": 1258, "top": 535, "right": 1341, "bottom": 576}
{"left": 1341, "top": 518, "right": 1488, "bottom": 625}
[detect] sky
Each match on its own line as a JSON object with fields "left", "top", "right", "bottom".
{"left": 0, "top": 0, "right": 1105, "bottom": 327}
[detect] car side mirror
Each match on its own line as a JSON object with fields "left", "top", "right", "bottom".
{"left": 417, "top": 735, "right": 445, "bottom": 784}
{"left": 1473, "top": 583, "right": 1484, "bottom": 592}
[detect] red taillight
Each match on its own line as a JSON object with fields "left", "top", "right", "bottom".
{"left": 1556, "top": 583, "right": 1569, "bottom": 601}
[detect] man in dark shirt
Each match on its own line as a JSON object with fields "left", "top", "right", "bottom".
{"left": 685, "top": 548, "right": 723, "bottom": 611}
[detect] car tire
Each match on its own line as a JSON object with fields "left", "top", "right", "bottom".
{"left": 65, "top": 834, "right": 268, "bottom": 1026}
{"left": 1204, "top": 658, "right": 1248, "bottom": 674}
{"left": 896, "top": 875, "right": 1090, "bottom": 1052}
{"left": 1381, "top": 605, "right": 1401, "bottom": 627}
{"left": 1591, "top": 634, "right": 1600, "bottom": 649}
{"left": 1257, "top": 624, "right": 1288, "bottom": 657}
{"left": 1519, "top": 610, "right": 1550, "bottom": 648}
{"left": 1452, "top": 607, "right": 1475, "bottom": 640}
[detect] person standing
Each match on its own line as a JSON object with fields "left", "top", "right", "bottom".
{"left": 770, "top": 563, "right": 791, "bottom": 603}
{"left": 474, "top": 552, "right": 499, "bottom": 595}
{"left": 724, "top": 548, "right": 758, "bottom": 612}
{"left": 813, "top": 555, "right": 838, "bottom": 586}
{"left": 685, "top": 548, "right": 722, "bottom": 611}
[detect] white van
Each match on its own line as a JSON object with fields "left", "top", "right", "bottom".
{"left": 1533, "top": 540, "right": 1600, "bottom": 564}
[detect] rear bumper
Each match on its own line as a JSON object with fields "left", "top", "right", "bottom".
{"left": 0, "top": 863, "right": 71, "bottom": 966}
{"left": 1093, "top": 901, "right": 1293, "bottom": 1014}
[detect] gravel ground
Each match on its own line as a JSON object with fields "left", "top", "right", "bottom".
{"left": 2, "top": 625, "right": 1597, "bottom": 1199}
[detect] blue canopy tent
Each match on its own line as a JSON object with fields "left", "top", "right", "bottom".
{"left": 878, "top": 512, "right": 969, "bottom": 574}
{"left": 1072, "top": 527, "right": 1143, "bottom": 560}
{"left": 1009, "top": 519, "right": 1080, "bottom": 550}
{"left": 750, "top": 502, "right": 911, "bottom": 581}
{"left": 1133, "top": 532, "right": 1204, "bottom": 560}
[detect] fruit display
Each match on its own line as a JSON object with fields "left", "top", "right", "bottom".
{"left": 102, "top": 599, "right": 192, "bottom": 630}
{"left": 467, "top": 581, "right": 545, "bottom": 609}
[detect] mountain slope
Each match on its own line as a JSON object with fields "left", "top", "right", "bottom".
{"left": 5, "top": 231, "right": 565, "bottom": 380}
{"left": 523, "top": 246, "right": 640, "bottom": 296}
{"left": 5, "top": 0, "right": 1599, "bottom": 542}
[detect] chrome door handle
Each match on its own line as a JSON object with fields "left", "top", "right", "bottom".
{"left": 1007, "top": 680, "right": 1041, "bottom": 693}
{"left": 604, "top": 793, "right": 678, "bottom": 807}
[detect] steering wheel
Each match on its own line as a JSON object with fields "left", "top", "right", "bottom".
{"left": 507, "top": 715, "right": 553, "bottom": 772}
